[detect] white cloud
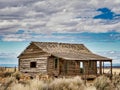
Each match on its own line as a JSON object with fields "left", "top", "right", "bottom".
{"left": 0, "top": 52, "right": 18, "bottom": 64}
{"left": 1, "top": 34, "right": 31, "bottom": 41}
{"left": 0, "top": 52, "right": 16, "bottom": 58}
{"left": 2, "top": 37, "right": 25, "bottom": 42}
{"left": 96, "top": 51, "right": 120, "bottom": 65}
{"left": 0, "top": 0, "right": 120, "bottom": 41}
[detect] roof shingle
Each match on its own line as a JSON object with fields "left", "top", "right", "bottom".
{"left": 32, "top": 42, "right": 111, "bottom": 61}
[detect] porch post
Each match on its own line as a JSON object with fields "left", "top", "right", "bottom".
{"left": 65, "top": 60, "right": 68, "bottom": 75}
{"left": 103, "top": 61, "right": 104, "bottom": 74}
{"left": 110, "top": 60, "right": 112, "bottom": 79}
{"left": 75, "top": 61, "right": 79, "bottom": 75}
{"left": 88, "top": 60, "right": 89, "bottom": 75}
{"left": 100, "top": 61, "right": 102, "bottom": 75}
{"left": 84, "top": 61, "right": 87, "bottom": 85}
{"left": 18, "top": 59, "right": 20, "bottom": 71}
{"left": 58, "top": 58, "right": 60, "bottom": 74}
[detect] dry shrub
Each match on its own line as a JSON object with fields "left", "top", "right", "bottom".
{"left": 93, "top": 75, "right": 112, "bottom": 90}
{"left": 30, "top": 79, "right": 48, "bottom": 90}
{"left": 86, "top": 86, "right": 96, "bottom": 90}
{"left": 0, "top": 71, "right": 13, "bottom": 78}
{"left": 0, "top": 67, "right": 6, "bottom": 72}
{"left": 0, "top": 77, "right": 15, "bottom": 90}
{"left": 49, "top": 76, "right": 86, "bottom": 90}
{"left": 11, "top": 79, "right": 47, "bottom": 90}
{"left": 6, "top": 75, "right": 120, "bottom": 90}
{"left": 12, "top": 71, "right": 22, "bottom": 80}
{"left": 11, "top": 84, "right": 30, "bottom": 90}
{"left": 112, "top": 73, "right": 120, "bottom": 90}
{"left": 10, "top": 76, "right": 86, "bottom": 90}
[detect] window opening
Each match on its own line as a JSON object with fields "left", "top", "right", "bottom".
{"left": 30, "top": 62, "right": 37, "bottom": 68}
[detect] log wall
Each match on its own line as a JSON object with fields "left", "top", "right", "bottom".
{"left": 83, "top": 61, "right": 97, "bottom": 75}
{"left": 19, "top": 57, "right": 48, "bottom": 73}
{"left": 47, "top": 57, "right": 55, "bottom": 75}
{"left": 47, "top": 56, "right": 60, "bottom": 76}
{"left": 19, "top": 43, "right": 50, "bottom": 74}
{"left": 59, "top": 60, "right": 81, "bottom": 76}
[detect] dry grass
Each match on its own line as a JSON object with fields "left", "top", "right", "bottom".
{"left": 112, "top": 73, "right": 120, "bottom": 90}
{"left": 0, "top": 67, "right": 120, "bottom": 90}
{"left": 0, "top": 73, "right": 120, "bottom": 90}
{"left": 49, "top": 76, "right": 86, "bottom": 90}
{"left": 104, "top": 68, "right": 120, "bottom": 74}
{"left": 10, "top": 76, "right": 87, "bottom": 90}
{"left": 94, "top": 75, "right": 112, "bottom": 90}
{"left": 11, "top": 79, "right": 47, "bottom": 90}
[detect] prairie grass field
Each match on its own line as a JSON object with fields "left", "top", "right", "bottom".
{"left": 0, "top": 67, "right": 120, "bottom": 90}
{"left": 104, "top": 68, "right": 120, "bottom": 74}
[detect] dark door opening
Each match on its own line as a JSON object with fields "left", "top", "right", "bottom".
{"left": 55, "top": 58, "right": 58, "bottom": 69}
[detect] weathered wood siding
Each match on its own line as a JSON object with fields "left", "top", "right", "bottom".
{"left": 59, "top": 60, "right": 97, "bottom": 76}
{"left": 47, "top": 56, "right": 54, "bottom": 75}
{"left": 20, "top": 57, "right": 47, "bottom": 73}
{"left": 83, "top": 61, "right": 97, "bottom": 75}
{"left": 19, "top": 43, "right": 50, "bottom": 74}
{"left": 47, "top": 56, "right": 60, "bottom": 76}
{"left": 19, "top": 43, "right": 50, "bottom": 59}
{"left": 58, "top": 60, "right": 81, "bottom": 76}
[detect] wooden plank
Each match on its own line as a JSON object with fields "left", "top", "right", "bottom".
{"left": 100, "top": 61, "right": 102, "bottom": 75}
{"left": 110, "top": 61, "right": 112, "bottom": 79}
{"left": 103, "top": 61, "right": 104, "bottom": 74}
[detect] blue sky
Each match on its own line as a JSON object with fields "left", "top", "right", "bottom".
{"left": 0, "top": 0, "right": 120, "bottom": 66}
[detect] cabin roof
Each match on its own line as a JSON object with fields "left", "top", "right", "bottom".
{"left": 29, "top": 42, "right": 111, "bottom": 61}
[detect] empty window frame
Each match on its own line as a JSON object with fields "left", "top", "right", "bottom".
{"left": 30, "top": 62, "right": 37, "bottom": 68}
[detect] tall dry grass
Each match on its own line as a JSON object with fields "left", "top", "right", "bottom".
{"left": 49, "top": 76, "right": 86, "bottom": 90}
{"left": 93, "top": 75, "right": 112, "bottom": 90}
{"left": 10, "top": 76, "right": 86, "bottom": 90}
{"left": 0, "top": 70, "right": 120, "bottom": 90}
{"left": 11, "top": 79, "right": 47, "bottom": 90}
{"left": 112, "top": 73, "right": 120, "bottom": 90}
{"left": 93, "top": 74, "right": 120, "bottom": 90}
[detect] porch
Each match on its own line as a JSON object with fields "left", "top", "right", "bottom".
{"left": 53, "top": 59, "right": 112, "bottom": 79}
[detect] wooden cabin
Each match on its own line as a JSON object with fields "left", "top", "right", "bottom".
{"left": 18, "top": 42, "right": 112, "bottom": 78}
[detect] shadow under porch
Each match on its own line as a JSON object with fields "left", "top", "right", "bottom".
{"left": 58, "top": 60, "right": 97, "bottom": 76}
{"left": 47, "top": 56, "right": 112, "bottom": 79}
{"left": 57, "top": 59, "right": 112, "bottom": 79}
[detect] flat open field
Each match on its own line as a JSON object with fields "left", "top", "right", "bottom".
{"left": 0, "top": 67, "right": 18, "bottom": 72}
{"left": 1, "top": 67, "right": 120, "bottom": 74}
{"left": 104, "top": 68, "right": 120, "bottom": 74}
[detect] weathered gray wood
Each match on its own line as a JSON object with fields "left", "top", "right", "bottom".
{"left": 18, "top": 42, "right": 112, "bottom": 77}
{"left": 19, "top": 43, "right": 49, "bottom": 74}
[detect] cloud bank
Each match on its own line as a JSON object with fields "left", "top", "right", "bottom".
{"left": 0, "top": 0, "right": 120, "bottom": 41}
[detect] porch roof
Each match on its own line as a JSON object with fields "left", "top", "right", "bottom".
{"left": 51, "top": 52, "right": 111, "bottom": 61}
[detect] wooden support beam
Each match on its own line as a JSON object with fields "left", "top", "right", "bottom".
{"left": 65, "top": 60, "right": 68, "bottom": 75}
{"left": 84, "top": 62, "right": 87, "bottom": 85}
{"left": 82, "top": 61, "right": 87, "bottom": 85}
{"left": 58, "top": 58, "right": 60, "bottom": 74}
{"left": 103, "top": 61, "right": 104, "bottom": 74}
{"left": 18, "top": 59, "right": 20, "bottom": 71}
{"left": 75, "top": 61, "right": 79, "bottom": 75}
{"left": 87, "top": 61, "right": 89, "bottom": 75}
{"left": 95, "top": 61, "right": 97, "bottom": 75}
{"left": 100, "top": 61, "right": 102, "bottom": 75}
{"left": 110, "top": 60, "right": 112, "bottom": 79}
